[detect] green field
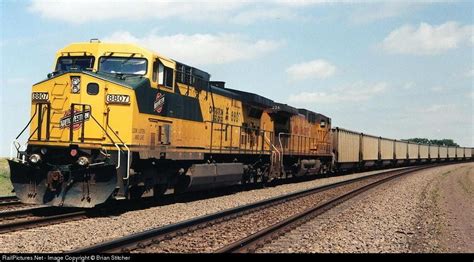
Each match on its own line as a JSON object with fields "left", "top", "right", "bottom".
{"left": 0, "top": 158, "right": 13, "bottom": 196}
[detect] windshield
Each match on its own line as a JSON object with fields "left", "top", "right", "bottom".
{"left": 56, "top": 56, "right": 95, "bottom": 72}
{"left": 99, "top": 57, "right": 147, "bottom": 75}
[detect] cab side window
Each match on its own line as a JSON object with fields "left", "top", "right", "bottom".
{"left": 153, "top": 60, "right": 173, "bottom": 89}
{"left": 163, "top": 66, "right": 173, "bottom": 87}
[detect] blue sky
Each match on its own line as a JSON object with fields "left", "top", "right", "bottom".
{"left": 0, "top": 0, "right": 473, "bottom": 156}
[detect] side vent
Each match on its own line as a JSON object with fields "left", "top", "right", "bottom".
{"left": 150, "top": 132, "right": 155, "bottom": 150}
{"left": 163, "top": 124, "right": 171, "bottom": 144}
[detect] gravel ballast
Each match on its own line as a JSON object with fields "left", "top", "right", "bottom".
{"left": 0, "top": 167, "right": 406, "bottom": 253}
{"left": 138, "top": 171, "right": 398, "bottom": 253}
{"left": 257, "top": 162, "right": 473, "bottom": 253}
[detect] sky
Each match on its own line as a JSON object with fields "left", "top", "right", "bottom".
{"left": 0, "top": 0, "right": 473, "bottom": 156}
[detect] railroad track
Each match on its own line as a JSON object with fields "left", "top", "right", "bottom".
{"left": 0, "top": 195, "right": 32, "bottom": 213}
{"left": 73, "top": 163, "right": 445, "bottom": 253}
{"left": 0, "top": 196, "right": 21, "bottom": 208}
{"left": 0, "top": 206, "right": 87, "bottom": 234}
{"left": 0, "top": 195, "right": 179, "bottom": 235}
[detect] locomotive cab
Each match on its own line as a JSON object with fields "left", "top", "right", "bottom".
{"left": 9, "top": 41, "right": 158, "bottom": 207}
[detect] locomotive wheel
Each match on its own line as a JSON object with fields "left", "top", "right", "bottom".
{"left": 174, "top": 175, "right": 190, "bottom": 194}
{"left": 153, "top": 184, "right": 168, "bottom": 198}
{"left": 129, "top": 186, "right": 144, "bottom": 199}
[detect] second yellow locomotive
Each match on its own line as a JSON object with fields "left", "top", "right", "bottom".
{"left": 9, "top": 40, "right": 332, "bottom": 207}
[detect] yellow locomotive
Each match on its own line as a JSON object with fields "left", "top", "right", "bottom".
{"left": 9, "top": 40, "right": 332, "bottom": 207}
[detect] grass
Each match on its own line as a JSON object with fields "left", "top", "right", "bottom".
{"left": 457, "top": 167, "right": 473, "bottom": 195}
{"left": 0, "top": 158, "right": 14, "bottom": 196}
{"left": 441, "top": 170, "right": 452, "bottom": 176}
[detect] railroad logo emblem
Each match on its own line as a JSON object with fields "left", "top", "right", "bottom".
{"left": 154, "top": 93, "right": 165, "bottom": 113}
{"left": 59, "top": 109, "right": 91, "bottom": 130}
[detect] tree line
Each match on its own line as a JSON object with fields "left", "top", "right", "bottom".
{"left": 402, "top": 138, "right": 459, "bottom": 147}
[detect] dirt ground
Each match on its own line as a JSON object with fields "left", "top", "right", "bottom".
{"left": 413, "top": 163, "right": 474, "bottom": 253}
{"left": 257, "top": 162, "right": 473, "bottom": 253}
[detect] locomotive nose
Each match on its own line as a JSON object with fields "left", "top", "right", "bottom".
{"left": 9, "top": 158, "right": 118, "bottom": 208}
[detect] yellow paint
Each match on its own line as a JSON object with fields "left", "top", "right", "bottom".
{"left": 28, "top": 42, "right": 327, "bottom": 160}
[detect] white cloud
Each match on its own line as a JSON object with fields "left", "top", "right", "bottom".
{"left": 28, "top": 0, "right": 327, "bottom": 25}
{"left": 288, "top": 81, "right": 388, "bottom": 104}
{"left": 418, "top": 104, "right": 457, "bottom": 114}
{"left": 230, "top": 8, "right": 296, "bottom": 25}
{"left": 350, "top": 2, "right": 416, "bottom": 25}
{"left": 4, "top": 78, "right": 28, "bottom": 85}
{"left": 275, "top": 0, "right": 332, "bottom": 6}
{"left": 396, "top": 103, "right": 472, "bottom": 146}
{"left": 103, "top": 31, "right": 282, "bottom": 66}
{"left": 430, "top": 86, "right": 447, "bottom": 93}
{"left": 29, "top": 0, "right": 247, "bottom": 24}
{"left": 381, "top": 21, "right": 473, "bottom": 55}
{"left": 466, "top": 69, "right": 474, "bottom": 78}
{"left": 286, "top": 59, "right": 336, "bottom": 80}
{"left": 402, "top": 81, "right": 415, "bottom": 90}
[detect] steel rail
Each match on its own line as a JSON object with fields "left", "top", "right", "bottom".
{"left": 215, "top": 164, "right": 436, "bottom": 253}
{"left": 72, "top": 164, "right": 440, "bottom": 253}
{"left": 0, "top": 206, "right": 51, "bottom": 220}
{"left": 0, "top": 209, "right": 87, "bottom": 234}
{"left": 0, "top": 196, "right": 21, "bottom": 207}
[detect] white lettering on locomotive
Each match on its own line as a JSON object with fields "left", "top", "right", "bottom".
{"left": 32, "top": 92, "right": 49, "bottom": 102}
{"left": 106, "top": 94, "right": 130, "bottom": 104}
{"left": 59, "top": 110, "right": 91, "bottom": 130}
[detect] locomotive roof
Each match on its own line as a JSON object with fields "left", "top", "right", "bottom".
{"left": 57, "top": 41, "right": 330, "bottom": 121}
{"left": 224, "top": 88, "right": 274, "bottom": 108}
{"left": 57, "top": 42, "right": 157, "bottom": 59}
{"left": 209, "top": 85, "right": 241, "bottom": 100}
{"left": 298, "top": 108, "right": 331, "bottom": 121}
{"left": 272, "top": 103, "right": 299, "bottom": 115}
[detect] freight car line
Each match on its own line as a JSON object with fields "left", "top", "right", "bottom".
{"left": 72, "top": 164, "right": 444, "bottom": 253}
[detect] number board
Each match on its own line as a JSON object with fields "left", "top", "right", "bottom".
{"left": 106, "top": 94, "right": 130, "bottom": 104}
{"left": 32, "top": 92, "right": 49, "bottom": 102}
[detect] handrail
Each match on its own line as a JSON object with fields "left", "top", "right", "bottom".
{"left": 278, "top": 132, "right": 291, "bottom": 169}
{"left": 122, "top": 144, "right": 131, "bottom": 180}
{"left": 10, "top": 140, "right": 21, "bottom": 160}
{"left": 79, "top": 104, "right": 127, "bottom": 172}
{"left": 27, "top": 106, "right": 47, "bottom": 142}
{"left": 15, "top": 105, "right": 39, "bottom": 140}
{"left": 114, "top": 144, "right": 121, "bottom": 170}
{"left": 264, "top": 133, "right": 282, "bottom": 174}
{"left": 106, "top": 123, "right": 130, "bottom": 180}
{"left": 263, "top": 133, "right": 279, "bottom": 153}
{"left": 11, "top": 103, "right": 43, "bottom": 160}
{"left": 61, "top": 51, "right": 94, "bottom": 56}
{"left": 102, "top": 51, "right": 143, "bottom": 57}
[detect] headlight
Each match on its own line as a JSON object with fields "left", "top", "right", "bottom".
{"left": 77, "top": 156, "right": 89, "bottom": 166}
{"left": 29, "top": 154, "right": 42, "bottom": 164}
{"left": 71, "top": 76, "right": 81, "bottom": 93}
